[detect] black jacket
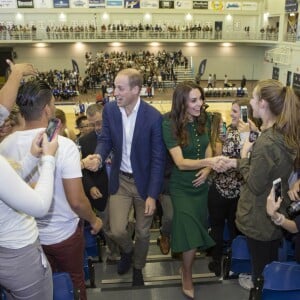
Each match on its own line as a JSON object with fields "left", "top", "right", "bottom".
{"left": 79, "top": 131, "right": 108, "bottom": 212}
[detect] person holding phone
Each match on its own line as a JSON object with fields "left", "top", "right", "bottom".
{"left": 266, "top": 185, "right": 300, "bottom": 263}
{"left": 207, "top": 99, "right": 258, "bottom": 277}
{"left": 0, "top": 60, "right": 59, "bottom": 300}
{"left": 0, "top": 79, "right": 102, "bottom": 300}
{"left": 218, "top": 80, "right": 300, "bottom": 299}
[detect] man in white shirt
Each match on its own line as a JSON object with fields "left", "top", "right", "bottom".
{"left": 0, "top": 80, "right": 102, "bottom": 300}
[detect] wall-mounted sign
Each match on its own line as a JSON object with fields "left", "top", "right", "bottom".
{"left": 285, "top": 0, "right": 298, "bottom": 12}
{"left": 89, "top": 0, "right": 105, "bottom": 8}
{"left": 53, "top": 0, "right": 69, "bottom": 7}
{"left": 125, "top": 0, "right": 140, "bottom": 8}
{"left": 35, "top": 0, "right": 53, "bottom": 8}
{"left": 175, "top": 0, "right": 192, "bottom": 9}
{"left": 140, "top": 0, "right": 158, "bottom": 7}
{"left": 106, "top": 0, "right": 123, "bottom": 7}
{"left": 70, "top": 0, "right": 88, "bottom": 7}
{"left": 193, "top": 0, "right": 208, "bottom": 9}
{"left": 209, "top": 0, "right": 224, "bottom": 11}
{"left": 0, "top": 0, "right": 17, "bottom": 8}
{"left": 225, "top": 1, "right": 241, "bottom": 10}
{"left": 17, "top": 0, "right": 34, "bottom": 7}
{"left": 159, "top": 0, "right": 174, "bottom": 8}
{"left": 242, "top": 1, "right": 257, "bottom": 11}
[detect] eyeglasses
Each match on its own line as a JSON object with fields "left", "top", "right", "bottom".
{"left": 78, "top": 125, "right": 91, "bottom": 129}
{"left": 88, "top": 121, "right": 102, "bottom": 127}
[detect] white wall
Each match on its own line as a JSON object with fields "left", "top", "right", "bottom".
{"left": 260, "top": 46, "right": 300, "bottom": 84}
{"left": 12, "top": 42, "right": 267, "bottom": 81}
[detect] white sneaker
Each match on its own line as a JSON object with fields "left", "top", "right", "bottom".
{"left": 238, "top": 273, "right": 254, "bottom": 290}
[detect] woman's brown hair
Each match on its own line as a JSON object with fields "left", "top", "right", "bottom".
{"left": 169, "top": 81, "right": 207, "bottom": 147}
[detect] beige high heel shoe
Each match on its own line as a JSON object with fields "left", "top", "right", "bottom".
{"left": 179, "top": 267, "right": 194, "bottom": 299}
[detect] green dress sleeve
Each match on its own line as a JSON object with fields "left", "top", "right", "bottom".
{"left": 162, "top": 118, "right": 178, "bottom": 150}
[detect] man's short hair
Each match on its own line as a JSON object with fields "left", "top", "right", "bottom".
{"left": 76, "top": 115, "right": 87, "bottom": 128}
{"left": 16, "top": 80, "right": 53, "bottom": 121}
{"left": 86, "top": 103, "right": 103, "bottom": 117}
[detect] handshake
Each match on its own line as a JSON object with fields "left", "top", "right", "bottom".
{"left": 209, "top": 156, "right": 236, "bottom": 173}
{"left": 82, "top": 154, "right": 102, "bottom": 171}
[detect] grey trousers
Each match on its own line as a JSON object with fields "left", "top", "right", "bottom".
{"left": 0, "top": 239, "right": 53, "bottom": 300}
{"left": 108, "top": 174, "right": 153, "bottom": 269}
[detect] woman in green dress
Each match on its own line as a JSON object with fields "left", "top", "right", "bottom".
{"left": 162, "top": 81, "right": 222, "bottom": 299}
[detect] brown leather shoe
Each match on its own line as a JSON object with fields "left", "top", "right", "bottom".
{"left": 158, "top": 235, "right": 170, "bottom": 255}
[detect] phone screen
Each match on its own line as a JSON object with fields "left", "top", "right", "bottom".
{"left": 240, "top": 106, "right": 248, "bottom": 123}
{"left": 220, "top": 122, "right": 227, "bottom": 137}
{"left": 46, "top": 118, "right": 61, "bottom": 141}
{"left": 273, "top": 178, "right": 282, "bottom": 202}
{"left": 249, "top": 131, "right": 259, "bottom": 142}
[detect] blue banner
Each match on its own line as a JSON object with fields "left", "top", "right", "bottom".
{"left": 53, "top": 0, "right": 69, "bottom": 7}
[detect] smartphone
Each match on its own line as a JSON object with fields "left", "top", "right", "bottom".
{"left": 219, "top": 121, "right": 227, "bottom": 139}
{"left": 249, "top": 131, "right": 259, "bottom": 142}
{"left": 240, "top": 105, "right": 248, "bottom": 123}
{"left": 45, "top": 118, "right": 61, "bottom": 142}
{"left": 273, "top": 178, "right": 282, "bottom": 202}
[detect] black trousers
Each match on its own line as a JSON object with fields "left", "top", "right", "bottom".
{"left": 247, "top": 237, "right": 281, "bottom": 281}
{"left": 208, "top": 183, "right": 239, "bottom": 261}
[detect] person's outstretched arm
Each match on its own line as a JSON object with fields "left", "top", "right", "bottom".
{"left": 0, "top": 59, "right": 37, "bottom": 114}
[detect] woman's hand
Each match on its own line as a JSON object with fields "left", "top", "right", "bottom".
{"left": 248, "top": 119, "right": 259, "bottom": 132}
{"left": 193, "top": 167, "right": 211, "bottom": 187}
{"left": 288, "top": 179, "right": 300, "bottom": 201}
{"left": 241, "top": 139, "right": 253, "bottom": 158}
{"left": 238, "top": 119, "right": 250, "bottom": 133}
{"left": 40, "top": 132, "right": 58, "bottom": 157}
{"left": 266, "top": 187, "right": 283, "bottom": 218}
{"left": 30, "top": 131, "right": 44, "bottom": 157}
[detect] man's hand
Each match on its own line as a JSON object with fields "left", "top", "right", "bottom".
{"left": 211, "top": 156, "right": 233, "bottom": 173}
{"left": 144, "top": 196, "right": 156, "bottom": 216}
{"left": 90, "top": 217, "right": 103, "bottom": 235}
{"left": 82, "top": 154, "right": 101, "bottom": 171}
{"left": 90, "top": 186, "right": 103, "bottom": 199}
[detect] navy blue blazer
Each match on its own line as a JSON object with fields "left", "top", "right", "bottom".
{"left": 95, "top": 100, "right": 166, "bottom": 200}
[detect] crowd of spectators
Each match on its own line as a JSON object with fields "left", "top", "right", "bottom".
{"left": 21, "top": 49, "right": 189, "bottom": 101}
{"left": 84, "top": 49, "right": 189, "bottom": 92}
{"left": 0, "top": 21, "right": 279, "bottom": 41}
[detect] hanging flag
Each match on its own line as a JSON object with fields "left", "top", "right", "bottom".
{"left": 198, "top": 59, "right": 207, "bottom": 77}
{"left": 71, "top": 59, "right": 80, "bottom": 74}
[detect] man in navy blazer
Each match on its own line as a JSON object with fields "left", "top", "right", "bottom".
{"left": 94, "top": 68, "right": 165, "bottom": 286}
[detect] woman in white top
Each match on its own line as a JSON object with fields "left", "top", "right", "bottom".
{"left": 0, "top": 60, "right": 58, "bottom": 300}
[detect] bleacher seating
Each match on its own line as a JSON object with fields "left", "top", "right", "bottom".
{"left": 223, "top": 235, "right": 252, "bottom": 279}
{"left": 262, "top": 261, "right": 300, "bottom": 300}
{"left": 53, "top": 272, "right": 74, "bottom": 300}
{"left": 204, "top": 86, "right": 248, "bottom": 98}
